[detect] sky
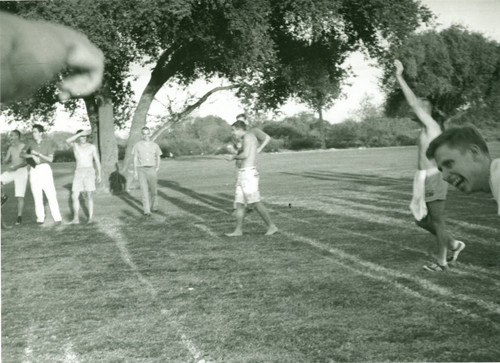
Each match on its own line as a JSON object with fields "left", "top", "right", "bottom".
{"left": 2, "top": 0, "right": 499, "bottom": 132}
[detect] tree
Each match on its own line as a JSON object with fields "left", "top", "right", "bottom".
{"left": 0, "top": 0, "right": 139, "bottom": 190}
{"left": 384, "top": 25, "right": 500, "bottom": 127}
{"left": 121, "top": 0, "right": 276, "bottom": 172}
{"left": 240, "top": 0, "right": 433, "bottom": 148}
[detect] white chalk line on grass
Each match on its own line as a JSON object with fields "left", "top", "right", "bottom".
{"left": 98, "top": 221, "right": 212, "bottom": 362}
{"left": 98, "top": 223, "right": 157, "bottom": 298}
{"left": 282, "top": 231, "right": 500, "bottom": 320}
{"left": 22, "top": 326, "right": 35, "bottom": 363}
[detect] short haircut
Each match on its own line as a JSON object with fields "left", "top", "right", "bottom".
{"left": 76, "top": 129, "right": 84, "bottom": 135}
{"left": 232, "top": 120, "right": 247, "bottom": 130}
{"left": 32, "top": 124, "right": 44, "bottom": 133}
{"left": 141, "top": 127, "right": 150, "bottom": 132}
{"left": 10, "top": 130, "right": 21, "bottom": 138}
{"left": 426, "top": 126, "right": 489, "bottom": 159}
{"left": 236, "top": 113, "right": 246, "bottom": 121}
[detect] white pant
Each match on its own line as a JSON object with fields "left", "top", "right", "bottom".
{"left": 29, "top": 164, "right": 62, "bottom": 222}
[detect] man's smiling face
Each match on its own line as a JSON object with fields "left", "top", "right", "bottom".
{"left": 434, "top": 144, "right": 486, "bottom": 193}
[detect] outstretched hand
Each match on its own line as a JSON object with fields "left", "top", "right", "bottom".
{"left": 394, "top": 59, "right": 404, "bottom": 76}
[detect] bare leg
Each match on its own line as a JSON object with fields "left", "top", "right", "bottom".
{"left": 253, "top": 201, "right": 278, "bottom": 236}
{"left": 86, "top": 192, "right": 94, "bottom": 223}
{"left": 426, "top": 200, "right": 455, "bottom": 266}
{"left": 70, "top": 191, "right": 80, "bottom": 224}
{"left": 16, "top": 197, "right": 24, "bottom": 217}
{"left": 226, "top": 203, "right": 245, "bottom": 236}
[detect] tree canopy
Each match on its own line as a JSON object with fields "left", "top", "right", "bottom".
{"left": 384, "top": 25, "right": 500, "bottom": 127}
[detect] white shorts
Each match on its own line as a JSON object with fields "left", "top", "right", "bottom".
{"left": 1, "top": 167, "right": 28, "bottom": 197}
{"left": 73, "top": 167, "right": 96, "bottom": 193}
{"left": 234, "top": 167, "right": 261, "bottom": 206}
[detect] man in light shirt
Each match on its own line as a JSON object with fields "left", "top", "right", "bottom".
{"left": 133, "top": 127, "right": 163, "bottom": 216}
{"left": 66, "top": 130, "right": 102, "bottom": 224}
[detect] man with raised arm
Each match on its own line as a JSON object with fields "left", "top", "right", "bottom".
{"left": 225, "top": 121, "right": 278, "bottom": 237}
{"left": 66, "top": 130, "right": 102, "bottom": 224}
{"left": 1, "top": 130, "right": 28, "bottom": 225}
{"left": 426, "top": 126, "right": 499, "bottom": 216}
{"left": 394, "top": 59, "right": 464, "bottom": 272}
{"left": 23, "top": 124, "right": 62, "bottom": 225}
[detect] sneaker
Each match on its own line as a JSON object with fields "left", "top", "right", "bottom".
{"left": 144, "top": 212, "right": 151, "bottom": 217}
{"left": 15, "top": 216, "right": 22, "bottom": 225}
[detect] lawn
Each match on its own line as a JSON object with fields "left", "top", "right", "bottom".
{"left": 2, "top": 144, "right": 500, "bottom": 362}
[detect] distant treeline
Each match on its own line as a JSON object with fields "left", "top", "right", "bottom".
{"left": 1, "top": 113, "right": 497, "bottom": 162}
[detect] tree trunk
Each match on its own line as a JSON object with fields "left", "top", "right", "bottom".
{"left": 122, "top": 47, "right": 184, "bottom": 175}
{"left": 96, "top": 95, "right": 118, "bottom": 192}
{"left": 84, "top": 97, "right": 99, "bottom": 149}
{"left": 318, "top": 106, "right": 326, "bottom": 149}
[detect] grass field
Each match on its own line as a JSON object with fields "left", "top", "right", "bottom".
{"left": 2, "top": 144, "right": 500, "bottom": 362}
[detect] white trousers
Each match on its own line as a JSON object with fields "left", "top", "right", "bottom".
{"left": 29, "top": 164, "right": 62, "bottom": 223}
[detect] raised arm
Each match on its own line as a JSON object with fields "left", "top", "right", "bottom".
{"left": 394, "top": 59, "right": 439, "bottom": 131}
{"left": 66, "top": 130, "right": 90, "bottom": 145}
{"left": 0, "top": 11, "right": 104, "bottom": 103}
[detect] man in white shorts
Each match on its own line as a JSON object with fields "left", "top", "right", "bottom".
{"left": 1, "top": 130, "right": 28, "bottom": 225}
{"left": 66, "top": 130, "right": 102, "bottom": 224}
{"left": 426, "top": 126, "right": 500, "bottom": 216}
{"left": 225, "top": 121, "right": 278, "bottom": 237}
{"left": 394, "top": 60, "right": 464, "bottom": 271}
{"left": 23, "top": 124, "right": 62, "bottom": 225}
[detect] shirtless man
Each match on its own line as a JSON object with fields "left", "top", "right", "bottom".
{"left": 394, "top": 59, "right": 464, "bottom": 271}
{"left": 66, "top": 130, "right": 102, "bottom": 223}
{"left": 225, "top": 121, "right": 278, "bottom": 237}
{"left": 427, "top": 126, "right": 500, "bottom": 216}
{"left": 1, "top": 130, "right": 28, "bottom": 225}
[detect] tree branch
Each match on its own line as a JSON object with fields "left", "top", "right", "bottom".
{"left": 151, "top": 84, "right": 242, "bottom": 141}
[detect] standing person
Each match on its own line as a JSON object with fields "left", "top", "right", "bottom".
{"left": 0, "top": 11, "right": 104, "bottom": 103}
{"left": 23, "top": 124, "right": 62, "bottom": 225}
{"left": 225, "top": 121, "right": 278, "bottom": 237}
{"left": 426, "top": 126, "right": 500, "bottom": 216}
{"left": 234, "top": 113, "right": 271, "bottom": 153}
{"left": 132, "top": 127, "right": 162, "bottom": 216}
{"left": 394, "top": 59, "right": 464, "bottom": 271}
{"left": 1, "top": 130, "right": 28, "bottom": 225}
{"left": 66, "top": 130, "right": 102, "bottom": 224}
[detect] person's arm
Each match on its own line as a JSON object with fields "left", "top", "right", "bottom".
{"left": 30, "top": 149, "right": 53, "bottom": 163}
{"left": 4, "top": 147, "right": 12, "bottom": 165}
{"left": 233, "top": 135, "right": 251, "bottom": 160}
{"left": 253, "top": 128, "right": 271, "bottom": 153}
{"left": 155, "top": 144, "right": 162, "bottom": 172}
{"left": 92, "top": 145, "right": 102, "bottom": 183}
{"left": 394, "top": 59, "right": 439, "bottom": 131}
{"left": 66, "top": 130, "right": 90, "bottom": 145}
{"left": 0, "top": 11, "right": 104, "bottom": 103}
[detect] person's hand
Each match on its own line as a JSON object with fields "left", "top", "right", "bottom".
{"left": 134, "top": 171, "right": 138, "bottom": 179}
{"left": 155, "top": 167, "right": 159, "bottom": 173}
{"left": 394, "top": 59, "right": 404, "bottom": 76}
{"left": 96, "top": 174, "right": 102, "bottom": 184}
{"left": 224, "top": 154, "right": 235, "bottom": 161}
{"left": 0, "top": 12, "right": 104, "bottom": 103}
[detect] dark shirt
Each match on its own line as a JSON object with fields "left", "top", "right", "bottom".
{"left": 25, "top": 138, "right": 55, "bottom": 165}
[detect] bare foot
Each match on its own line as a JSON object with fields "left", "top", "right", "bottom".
{"left": 86, "top": 219, "right": 93, "bottom": 224}
{"left": 265, "top": 225, "right": 278, "bottom": 236}
{"left": 68, "top": 219, "right": 80, "bottom": 225}
{"left": 225, "top": 231, "right": 243, "bottom": 237}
